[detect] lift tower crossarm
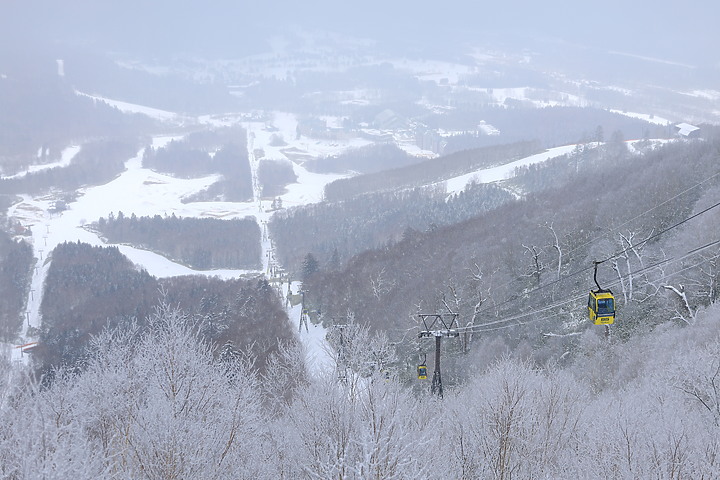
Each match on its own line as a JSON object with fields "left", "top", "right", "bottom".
{"left": 417, "top": 313, "right": 460, "bottom": 338}
{"left": 417, "top": 313, "right": 460, "bottom": 398}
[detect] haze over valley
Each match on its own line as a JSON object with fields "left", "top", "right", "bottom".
{"left": 1, "top": 2, "right": 720, "bottom": 477}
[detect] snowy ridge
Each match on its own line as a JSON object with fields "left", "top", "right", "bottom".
{"left": 442, "top": 144, "right": 581, "bottom": 196}
{"left": 75, "top": 90, "right": 181, "bottom": 122}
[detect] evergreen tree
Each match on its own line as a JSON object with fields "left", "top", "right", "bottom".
{"left": 301, "top": 253, "right": 319, "bottom": 280}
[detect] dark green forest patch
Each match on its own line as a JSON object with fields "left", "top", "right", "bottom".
{"left": 36, "top": 241, "right": 292, "bottom": 374}
{"left": 94, "top": 213, "right": 261, "bottom": 270}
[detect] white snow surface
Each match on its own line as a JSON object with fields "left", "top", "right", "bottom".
{"left": 443, "top": 144, "right": 581, "bottom": 195}
{"left": 682, "top": 89, "right": 720, "bottom": 101}
{"left": 610, "top": 109, "right": 672, "bottom": 125}
{"left": 6, "top": 115, "right": 343, "bottom": 372}
{"left": 286, "top": 281, "right": 334, "bottom": 374}
{"left": 75, "top": 90, "right": 180, "bottom": 121}
{"left": 1, "top": 145, "right": 81, "bottom": 180}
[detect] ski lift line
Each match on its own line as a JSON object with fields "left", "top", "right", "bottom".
{"left": 474, "top": 261, "right": 596, "bottom": 320}
{"left": 475, "top": 199, "right": 720, "bottom": 318}
{"left": 464, "top": 254, "right": 700, "bottom": 331}
{"left": 459, "top": 239, "right": 720, "bottom": 333}
{"left": 458, "top": 291, "right": 587, "bottom": 332}
{"left": 465, "top": 262, "right": 695, "bottom": 335}
{"left": 684, "top": 238, "right": 720, "bottom": 257}
{"left": 467, "top": 252, "right": 718, "bottom": 334}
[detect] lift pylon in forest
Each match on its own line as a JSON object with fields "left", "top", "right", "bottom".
{"left": 331, "top": 322, "right": 350, "bottom": 382}
{"left": 299, "top": 289, "right": 309, "bottom": 332}
{"left": 417, "top": 313, "right": 460, "bottom": 398}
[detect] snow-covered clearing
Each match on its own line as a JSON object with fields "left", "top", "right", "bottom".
{"left": 610, "top": 109, "right": 672, "bottom": 125}
{"left": 395, "top": 58, "right": 475, "bottom": 85}
{"left": 0, "top": 145, "right": 80, "bottom": 179}
{"left": 286, "top": 280, "right": 334, "bottom": 374}
{"left": 463, "top": 86, "right": 589, "bottom": 108}
{"left": 443, "top": 143, "right": 581, "bottom": 195}
{"left": 681, "top": 89, "right": 720, "bottom": 101}
{"left": 440, "top": 138, "right": 674, "bottom": 197}
{"left": 75, "top": 91, "right": 182, "bottom": 122}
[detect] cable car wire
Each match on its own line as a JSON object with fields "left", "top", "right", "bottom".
{"left": 467, "top": 155, "right": 720, "bottom": 318}
{"left": 472, "top": 166, "right": 720, "bottom": 306}
{"left": 566, "top": 169, "right": 720, "bottom": 261}
{"left": 597, "top": 199, "right": 720, "bottom": 264}
{"left": 459, "top": 238, "right": 720, "bottom": 334}
{"left": 474, "top": 198, "right": 720, "bottom": 318}
{"left": 467, "top": 250, "right": 718, "bottom": 334}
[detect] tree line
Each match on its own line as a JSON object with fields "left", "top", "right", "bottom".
{"left": 270, "top": 181, "right": 514, "bottom": 275}
{"left": 2, "top": 300, "right": 720, "bottom": 478}
{"left": 257, "top": 158, "right": 297, "bottom": 197}
{"left": 305, "top": 143, "right": 423, "bottom": 175}
{"left": 323, "top": 141, "right": 542, "bottom": 201}
{"left": 143, "top": 138, "right": 254, "bottom": 202}
{"left": 0, "top": 140, "right": 141, "bottom": 196}
{"left": 0, "top": 229, "right": 33, "bottom": 342}
{"left": 0, "top": 49, "right": 153, "bottom": 162}
{"left": 302, "top": 138, "right": 720, "bottom": 379}
{"left": 36, "top": 241, "right": 292, "bottom": 375}
{"left": 95, "top": 213, "right": 261, "bottom": 270}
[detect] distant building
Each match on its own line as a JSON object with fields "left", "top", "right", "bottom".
{"left": 675, "top": 123, "right": 700, "bottom": 138}
{"left": 296, "top": 118, "right": 354, "bottom": 141}
{"left": 296, "top": 118, "right": 327, "bottom": 138}
{"left": 359, "top": 129, "right": 395, "bottom": 143}
{"left": 12, "top": 224, "right": 31, "bottom": 236}
{"left": 373, "top": 109, "right": 409, "bottom": 130}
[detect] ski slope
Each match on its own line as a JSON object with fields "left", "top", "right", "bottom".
{"left": 6, "top": 120, "right": 341, "bottom": 371}
{"left": 5, "top": 100, "right": 664, "bottom": 370}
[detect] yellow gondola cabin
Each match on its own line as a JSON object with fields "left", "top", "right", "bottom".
{"left": 588, "top": 289, "right": 615, "bottom": 325}
{"left": 417, "top": 364, "right": 428, "bottom": 380}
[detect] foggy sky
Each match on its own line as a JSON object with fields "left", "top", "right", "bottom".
{"left": 3, "top": 0, "right": 718, "bottom": 66}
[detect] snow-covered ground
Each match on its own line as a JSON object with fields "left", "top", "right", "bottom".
{"left": 610, "top": 109, "right": 672, "bottom": 125}
{"left": 75, "top": 90, "right": 183, "bottom": 123}
{"left": 286, "top": 280, "right": 334, "bottom": 374}
{"left": 442, "top": 144, "right": 581, "bottom": 195}
{"left": 0, "top": 145, "right": 81, "bottom": 179}
{"left": 6, "top": 115, "right": 342, "bottom": 372}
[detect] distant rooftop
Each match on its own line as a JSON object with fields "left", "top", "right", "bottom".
{"left": 675, "top": 122, "right": 700, "bottom": 137}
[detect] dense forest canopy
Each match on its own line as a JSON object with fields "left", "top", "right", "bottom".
{"left": 323, "top": 141, "right": 542, "bottom": 201}
{"left": 3, "top": 302, "right": 720, "bottom": 478}
{"left": 304, "top": 138, "right": 720, "bottom": 372}
{"left": 95, "top": 213, "right": 262, "bottom": 269}
{"left": 36, "top": 241, "right": 293, "bottom": 374}
{"left": 0, "top": 230, "right": 33, "bottom": 342}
